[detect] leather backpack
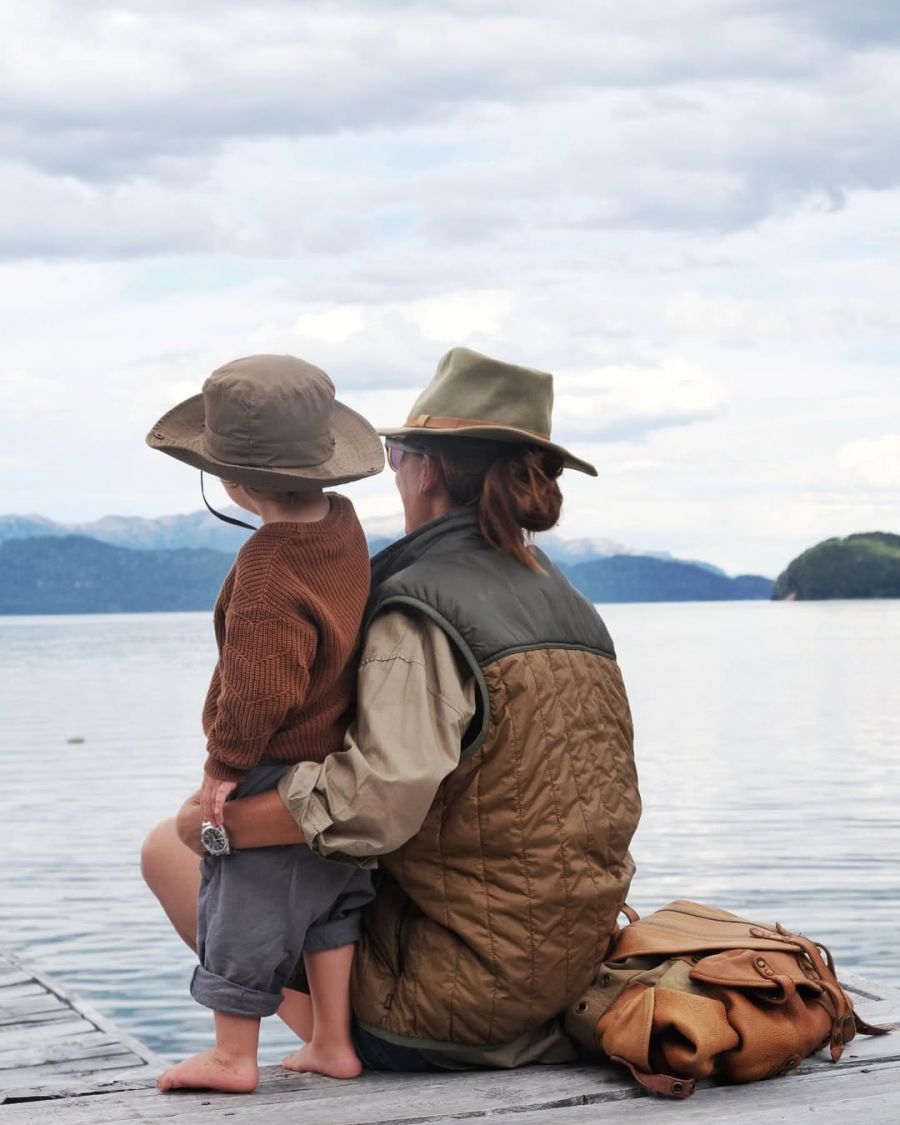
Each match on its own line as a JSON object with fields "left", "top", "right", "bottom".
{"left": 565, "top": 900, "right": 890, "bottom": 1098}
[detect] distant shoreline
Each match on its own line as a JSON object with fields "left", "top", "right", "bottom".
{"left": 1, "top": 533, "right": 774, "bottom": 615}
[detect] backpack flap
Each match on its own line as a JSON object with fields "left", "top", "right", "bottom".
{"left": 609, "top": 901, "right": 804, "bottom": 960}
{"left": 688, "top": 948, "right": 835, "bottom": 1082}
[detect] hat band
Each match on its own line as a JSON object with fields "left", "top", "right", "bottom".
{"left": 405, "top": 414, "right": 549, "bottom": 441}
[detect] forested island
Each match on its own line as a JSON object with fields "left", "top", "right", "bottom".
{"left": 773, "top": 532, "right": 900, "bottom": 600}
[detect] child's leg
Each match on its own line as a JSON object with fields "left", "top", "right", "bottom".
{"left": 281, "top": 945, "right": 361, "bottom": 1079}
{"left": 159, "top": 765, "right": 309, "bottom": 1094}
{"left": 157, "top": 1012, "right": 260, "bottom": 1093}
{"left": 280, "top": 862, "right": 373, "bottom": 1077}
{"left": 278, "top": 987, "right": 314, "bottom": 1042}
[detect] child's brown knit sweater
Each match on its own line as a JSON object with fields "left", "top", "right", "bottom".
{"left": 202, "top": 494, "right": 370, "bottom": 783}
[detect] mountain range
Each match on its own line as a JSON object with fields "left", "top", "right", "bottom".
{"left": 0, "top": 510, "right": 721, "bottom": 570}
{"left": 0, "top": 510, "right": 773, "bottom": 613}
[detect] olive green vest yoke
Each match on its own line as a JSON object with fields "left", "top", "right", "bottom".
{"left": 353, "top": 511, "right": 641, "bottom": 1049}
{"left": 367, "top": 511, "right": 618, "bottom": 749}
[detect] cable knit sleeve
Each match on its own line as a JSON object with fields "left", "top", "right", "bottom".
{"left": 203, "top": 586, "right": 318, "bottom": 783}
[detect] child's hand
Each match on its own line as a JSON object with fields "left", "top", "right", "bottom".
{"left": 200, "top": 774, "right": 238, "bottom": 827}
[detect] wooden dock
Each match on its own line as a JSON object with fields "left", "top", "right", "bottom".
{"left": 2, "top": 955, "right": 898, "bottom": 1122}
{"left": 0, "top": 949, "right": 164, "bottom": 1105}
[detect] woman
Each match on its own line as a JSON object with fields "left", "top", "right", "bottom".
{"left": 142, "top": 346, "right": 641, "bottom": 1071}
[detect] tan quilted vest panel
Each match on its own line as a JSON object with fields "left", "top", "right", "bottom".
{"left": 352, "top": 645, "right": 641, "bottom": 1046}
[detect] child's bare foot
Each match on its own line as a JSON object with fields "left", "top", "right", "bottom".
{"left": 157, "top": 1048, "right": 259, "bottom": 1093}
{"left": 281, "top": 1042, "right": 362, "bottom": 1080}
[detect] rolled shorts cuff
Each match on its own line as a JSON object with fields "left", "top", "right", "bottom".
{"left": 303, "top": 912, "right": 363, "bottom": 953}
{"left": 190, "top": 965, "right": 282, "bottom": 1018}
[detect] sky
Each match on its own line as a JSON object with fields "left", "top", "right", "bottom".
{"left": 2, "top": 0, "right": 899, "bottom": 576}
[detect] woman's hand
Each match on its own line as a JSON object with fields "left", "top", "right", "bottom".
{"left": 175, "top": 791, "right": 205, "bottom": 856}
{"left": 200, "top": 774, "right": 238, "bottom": 826}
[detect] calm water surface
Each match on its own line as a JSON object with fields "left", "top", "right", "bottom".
{"left": 1, "top": 602, "right": 898, "bottom": 1062}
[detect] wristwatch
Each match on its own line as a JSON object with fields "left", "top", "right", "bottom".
{"left": 200, "top": 820, "right": 232, "bottom": 856}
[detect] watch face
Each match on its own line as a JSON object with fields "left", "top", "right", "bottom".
{"left": 201, "top": 824, "right": 229, "bottom": 855}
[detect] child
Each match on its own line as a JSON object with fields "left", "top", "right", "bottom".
{"left": 146, "top": 354, "right": 384, "bottom": 1093}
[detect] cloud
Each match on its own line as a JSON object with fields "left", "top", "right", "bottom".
{"left": 0, "top": 7, "right": 891, "bottom": 163}
{"left": 0, "top": 161, "right": 219, "bottom": 258}
{"left": 770, "top": 0, "right": 900, "bottom": 47}
{"left": 1, "top": 2, "right": 898, "bottom": 576}
{"left": 837, "top": 435, "right": 900, "bottom": 489}
{"left": 0, "top": 368, "right": 63, "bottom": 421}
{"left": 554, "top": 359, "right": 722, "bottom": 443}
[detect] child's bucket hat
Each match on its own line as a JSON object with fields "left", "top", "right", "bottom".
{"left": 147, "top": 354, "right": 384, "bottom": 489}
{"left": 378, "top": 346, "right": 597, "bottom": 475}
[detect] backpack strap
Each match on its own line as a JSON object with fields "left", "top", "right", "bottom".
{"left": 775, "top": 925, "right": 891, "bottom": 1057}
{"left": 609, "top": 1056, "right": 695, "bottom": 1099}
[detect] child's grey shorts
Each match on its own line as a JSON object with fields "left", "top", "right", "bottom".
{"left": 190, "top": 762, "right": 375, "bottom": 1019}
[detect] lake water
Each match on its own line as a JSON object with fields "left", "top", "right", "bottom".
{"left": 1, "top": 602, "right": 898, "bottom": 1064}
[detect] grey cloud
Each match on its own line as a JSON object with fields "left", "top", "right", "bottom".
{"left": 554, "top": 410, "right": 715, "bottom": 445}
{"left": 420, "top": 202, "right": 522, "bottom": 244}
{"left": 2, "top": 0, "right": 899, "bottom": 259}
{"left": 0, "top": 162, "right": 221, "bottom": 258}
{"left": 0, "top": 2, "right": 850, "bottom": 180}
{"left": 753, "top": 0, "right": 900, "bottom": 47}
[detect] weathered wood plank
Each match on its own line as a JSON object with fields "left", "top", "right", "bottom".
{"left": 5, "top": 1053, "right": 900, "bottom": 1125}
{"left": 0, "top": 984, "right": 58, "bottom": 1008}
{"left": 0, "top": 1065, "right": 632, "bottom": 1123}
{"left": 0, "top": 1031, "right": 143, "bottom": 1071}
{"left": 0, "top": 994, "right": 70, "bottom": 1023}
{"left": 0, "top": 952, "right": 897, "bottom": 1122}
{"left": 407, "top": 1062, "right": 900, "bottom": 1124}
{"left": 0, "top": 1008, "right": 78, "bottom": 1030}
{"left": 0, "top": 979, "right": 45, "bottom": 995}
{"left": 0, "top": 1016, "right": 88, "bottom": 1052}
{"left": 0, "top": 1052, "right": 143, "bottom": 1091}
{"left": 6, "top": 1061, "right": 899, "bottom": 1125}
{"left": 842, "top": 971, "right": 900, "bottom": 1002}
{"left": 0, "top": 949, "right": 165, "bottom": 1104}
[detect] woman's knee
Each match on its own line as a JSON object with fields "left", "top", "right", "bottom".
{"left": 140, "top": 818, "right": 179, "bottom": 895}
{"left": 141, "top": 817, "right": 200, "bottom": 950}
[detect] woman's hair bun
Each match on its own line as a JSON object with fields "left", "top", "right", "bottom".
{"left": 414, "top": 436, "right": 564, "bottom": 573}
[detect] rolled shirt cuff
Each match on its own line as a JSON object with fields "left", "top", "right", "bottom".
{"left": 276, "top": 769, "right": 376, "bottom": 869}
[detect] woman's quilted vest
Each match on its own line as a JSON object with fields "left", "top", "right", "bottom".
{"left": 351, "top": 511, "right": 641, "bottom": 1048}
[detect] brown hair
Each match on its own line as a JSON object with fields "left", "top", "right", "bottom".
{"left": 413, "top": 435, "right": 563, "bottom": 573}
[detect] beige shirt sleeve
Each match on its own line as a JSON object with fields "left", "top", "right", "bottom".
{"left": 277, "top": 609, "right": 476, "bottom": 864}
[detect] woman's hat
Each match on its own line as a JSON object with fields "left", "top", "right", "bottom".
{"left": 378, "top": 347, "right": 597, "bottom": 476}
{"left": 147, "top": 354, "right": 384, "bottom": 489}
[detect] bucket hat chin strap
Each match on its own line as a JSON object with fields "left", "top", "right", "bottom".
{"left": 200, "top": 472, "right": 258, "bottom": 532}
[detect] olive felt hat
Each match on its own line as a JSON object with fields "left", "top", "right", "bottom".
{"left": 147, "top": 354, "right": 384, "bottom": 489}
{"left": 379, "top": 347, "right": 597, "bottom": 476}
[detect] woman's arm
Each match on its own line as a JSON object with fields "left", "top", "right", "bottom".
{"left": 175, "top": 788, "right": 304, "bottom": 854}
{"left": 277, "top": 609, "right": 475, "bottom": 860}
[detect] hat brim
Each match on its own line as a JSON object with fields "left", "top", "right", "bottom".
{"left": 377, "top": 423, "right": 597, "bottom": 477}
{"left": 148, "top": 394, "right": 385, "bottom": 488}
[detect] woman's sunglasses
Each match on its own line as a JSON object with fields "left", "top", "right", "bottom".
{"left": 386, "top": 439, "right": 426, "bottom": 472}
